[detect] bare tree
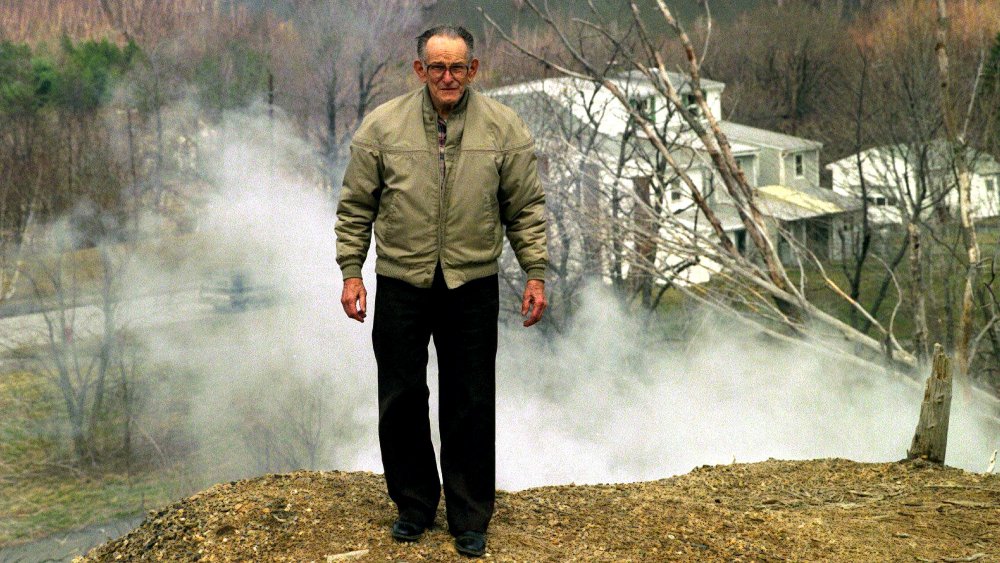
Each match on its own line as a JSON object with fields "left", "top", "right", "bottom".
{"left": 702, "top": 1, "right": 843, "bottom": 139}
{"left": 935, "top": 0, "right": 985, "bottom": 381}
{"left": 0, "top": 109, "right": 42, "bottom": 304}
{"left": 492, "top": 65, "right": 720, "bottom": 331}
{"left": 482, "top": 0, "right": 917, "bottom": 369}
{"left": 284, "top": 0, "right": 423, "bottom": 194}
{"left": 830, "top": 1, "right": 1000, "bottom": 377}
{"left": 13, "top": 225, "right": 140, "bottom": 467}
{"left": 0, "top": 49, "right": 154, "bottom": 466}
{"left": 233, "top": 373, "right": 351, "bottom": 473}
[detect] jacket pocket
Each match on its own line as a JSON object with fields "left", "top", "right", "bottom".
{"left": 482, "top": 190, "right": 503, "bottom": 247}
{"left": 373, "top": 184, "right": 397, "bottom": 241}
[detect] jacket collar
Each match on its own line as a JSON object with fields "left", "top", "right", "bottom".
{"left": 422, "top": 85, "right": 472, "bottom": 122}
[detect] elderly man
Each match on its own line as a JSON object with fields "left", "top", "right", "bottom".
{"left": 335, "top": 25, "right": 547, "bottom": 557}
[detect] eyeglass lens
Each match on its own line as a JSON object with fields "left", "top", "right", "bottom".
{"left": 427, "top": 63, "right": 467, "bottom": 77}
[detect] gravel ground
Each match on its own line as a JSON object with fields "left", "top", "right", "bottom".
{"left": 78, "top": 458, "right": 1000, "bottom": 562}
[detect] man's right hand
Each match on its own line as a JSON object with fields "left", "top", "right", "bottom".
{"left": 341, "top": 277, "right": 367, "bottom": 322}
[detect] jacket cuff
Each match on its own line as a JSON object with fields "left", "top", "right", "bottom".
{"left": 525, "top": 266, "right": 546, "bottom": 282}
{"left": 340, "top": 264, "right": 363, "bottom": 280}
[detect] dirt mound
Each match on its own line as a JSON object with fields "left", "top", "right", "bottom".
{"left": 78, "top": 458, "right": 1000, "bottom": 562}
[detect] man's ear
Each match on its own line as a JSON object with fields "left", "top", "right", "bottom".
{"left": 413, "top": 59, "right": 427, "bottom": 83}
{"left": 468, "top": 58, "right": 480, "bottom": 81}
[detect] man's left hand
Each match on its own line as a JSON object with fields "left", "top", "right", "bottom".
{"left": 520, "top": 279, "right": 547, "bottom": 327}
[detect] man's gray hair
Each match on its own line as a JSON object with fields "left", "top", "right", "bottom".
{"left": 417, "top": 25, "right": 474, "bottom": 61}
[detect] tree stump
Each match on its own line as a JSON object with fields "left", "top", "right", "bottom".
{"left": 907, "top": 344, "right": 953, "bottom": 464}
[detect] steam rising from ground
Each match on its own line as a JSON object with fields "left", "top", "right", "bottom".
{"left": 496, "top": 299, "right": 995, "bottom": 488}
{"left": 130, "top": 106, "right": 996, "bottom": 493}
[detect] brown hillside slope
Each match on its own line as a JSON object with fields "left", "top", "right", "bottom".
{"left": 79, "top": 459, "right": 1000, "bottom": 562}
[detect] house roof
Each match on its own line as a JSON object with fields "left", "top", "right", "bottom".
{"left": 676, "top": 186, "right": 861, "bottom": 229}
{"left": 672, "top": 202, "right": 745, "bottom": 233}
{"left": 718, "top": 122, "right": 823, "bottom": 152}
{"left": 669, "top": 185, "right": 860, "bottom": 234}
{"left": 615, "top": 70, "right": 726, "bottom": 92}
{"left": 490, "top": 78, "right": 824, "bottom": 157}
{"left": 488, "top": 76, "right": 657, "bottom": 103}
{"left": 488, "top": 77, "right": 654, "bottom": 140}
{"left": 487, "top": 77, "right": 760, "bottom": 153}
{"left": 826, "top": 139, "right": 1000, "bottom": 174}
{"left": 757, "top": 184, "right": 861, "bottom": 221}
{"left": 673, "top": 185, "right": 859, "bottom": 229}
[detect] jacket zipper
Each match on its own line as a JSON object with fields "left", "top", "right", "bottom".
{"left": 437, "top": 120, "right": 447, "bottom": 276}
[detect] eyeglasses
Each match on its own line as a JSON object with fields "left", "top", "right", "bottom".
{"left": 424, "top": 62, "right": 469, "bottom": 79}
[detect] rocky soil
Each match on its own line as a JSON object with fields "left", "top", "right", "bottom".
{"left": 79, "top": 458, "right": 1000, "bottom": 562}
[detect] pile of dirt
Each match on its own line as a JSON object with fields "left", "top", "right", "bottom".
{"left": 79, "top": 458, "right": 1000, "bottom": 561}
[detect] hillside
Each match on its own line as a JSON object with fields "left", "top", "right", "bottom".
{"left": 79, "top": 458, "right": 999, "bottom": 562}
{"left": 427, "top": 0, "right": 772, "bottom": 35}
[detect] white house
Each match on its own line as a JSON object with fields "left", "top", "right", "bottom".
{"left": 827, "top": 140, "right": 1000, "bottom": 225}
{"left": 488, "top": 72, "right": 861, "bottom": 281}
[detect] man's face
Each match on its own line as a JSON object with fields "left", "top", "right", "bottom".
{"left": 414, "top": 35, "right": 479, "bottom": 114}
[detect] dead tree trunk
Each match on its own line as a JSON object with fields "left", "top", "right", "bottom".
{"left": 935, "top": 0, "right": 981, "bottom": 381}
{"left": 631, "top": 176, "right": 656, "bottom": 306}
{"left": 907, "top": 222, "right": 930, "bottom": 365}
{"left": 907, "top": 344, "right": 953, "bottom": 464}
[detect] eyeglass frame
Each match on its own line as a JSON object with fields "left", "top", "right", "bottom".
{"left": 422, "top": 61, "right": 471, "bottom": 80}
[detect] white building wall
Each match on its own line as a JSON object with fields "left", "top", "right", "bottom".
{"left": 830, "top": 149, "right": 1000, "bottom": 221}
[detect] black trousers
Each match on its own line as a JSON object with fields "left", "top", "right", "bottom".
{"left": 372, "top": 268, "right": 498, "bottom": 534}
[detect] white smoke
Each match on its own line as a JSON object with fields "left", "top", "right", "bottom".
{"left": 493, "top": 290, "right": 997, "bottom": 488}
{"left": 125, "top": 103, "right": 997, "bottom": 492}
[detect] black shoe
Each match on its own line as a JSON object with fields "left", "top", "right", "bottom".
{"left": 454, "top": 531, "right": 487, "bottom": 557}
{"left": 391, "top": 519, "right": 426, "bottom": 542}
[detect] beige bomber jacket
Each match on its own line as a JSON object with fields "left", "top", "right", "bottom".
{"left": 335, "top": 86, "right": 547, "bottom": 289}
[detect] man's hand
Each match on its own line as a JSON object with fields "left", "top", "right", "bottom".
{"left": 341, "top": 277, "right": 367, "bottom": 322}
{"left": 520, "top": 279, "right": 546, "bottom": 327}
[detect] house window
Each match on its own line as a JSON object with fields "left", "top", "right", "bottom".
{"left": 986, "top": 177, "right": 997, "bottom": 193}
{"left": 628, "top": 97, "right": 654, "bottom": 122}
{"left": 670, "top": 180, "right": 682, "bottom": 201}
{"left": 703, "top": 172, "right": 715, "bottom": 201}
{"left": 735, "top": 157, "right": 754, "bottom": 185}
{"left": 794, "top": 154, "right": 804, "bottom": 178}
{"left": 735, "top": 230, "right": 747, "bottom": 254}
{"left": 683, "top": 93, "right": 701, "bottom": 116}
